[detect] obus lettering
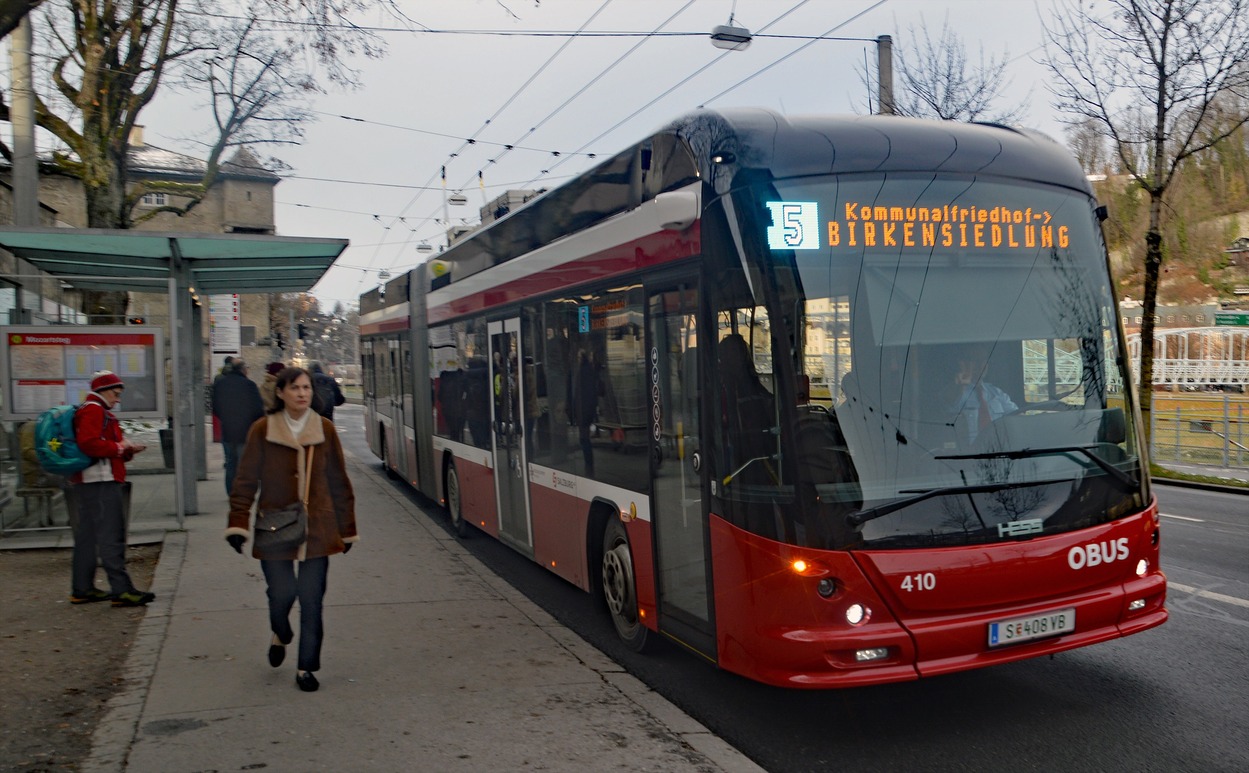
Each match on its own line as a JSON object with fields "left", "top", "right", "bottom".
{"left": 1067, "top": 538, "right": 1129, "bottom": 569}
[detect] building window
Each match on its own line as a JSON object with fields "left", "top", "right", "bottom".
{"left": 141, "top": 192, "right": 167, "bottom": 207}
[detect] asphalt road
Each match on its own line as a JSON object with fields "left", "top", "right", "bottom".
{"left": 336, "top": 405, "right": 1249, "bottom": 773}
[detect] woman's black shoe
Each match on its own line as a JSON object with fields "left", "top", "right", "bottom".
{"left": 295, "top": 671, "right": 319, "bottom": 692}
{"left": 268, "top": 644, "right": 285, "bottom": 667}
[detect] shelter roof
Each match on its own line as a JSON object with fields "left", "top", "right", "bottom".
{"left": 0, "top": 227, "right": 347, "bottom": 295}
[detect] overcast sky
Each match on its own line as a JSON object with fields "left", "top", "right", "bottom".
{"left": 107, "top": 1, "right": 1069, "bottom": 311}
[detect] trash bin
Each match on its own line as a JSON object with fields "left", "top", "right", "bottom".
{"left": 160, "top": 428, "right": 175, "bottom": 468}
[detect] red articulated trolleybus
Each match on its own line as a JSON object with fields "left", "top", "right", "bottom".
{"left": 360, "top": 109, "right": 1167, "bottom": 688}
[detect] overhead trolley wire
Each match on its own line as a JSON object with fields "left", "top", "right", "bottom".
{"left": 361, "top": 0, "right": 618, "bottom": 277}
{"left": 518, "top": 0, "right": 817, "bottom": 188}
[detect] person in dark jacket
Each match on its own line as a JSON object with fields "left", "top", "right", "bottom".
{"left": 308, "top": 361, "right": 345, "bottom": 420}
{"left": 212, "top": 360, "right": 266, "bottom": 494}
{"left": 224, "top": 367, "right": 358, "bottom": 692}
{"left": 260, "top": 361, "right": 284, "bottom": 412}
{"left": 571, "top": 349, "right": 600, "bottom": 477}
{"left": 69, "top": 371, "right": 154, "bottom": 607}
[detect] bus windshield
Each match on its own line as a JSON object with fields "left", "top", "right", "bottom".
{"left": 729, "top": 174, "right": 1147, "bottom": 550}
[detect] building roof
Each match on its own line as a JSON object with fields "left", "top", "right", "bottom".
{"left": 130, "top": 144, "right": 280, "bottom": 182}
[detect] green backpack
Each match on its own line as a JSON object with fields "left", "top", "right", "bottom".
{"left": 34, "top": 404, "right": 93, "bottom": 475}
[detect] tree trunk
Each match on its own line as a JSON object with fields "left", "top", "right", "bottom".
{"left": 77, "top": 129, "right": 131, "bottom": 323}
{"left": 1138, "top": 201, "right": 1164, "bottom": 444}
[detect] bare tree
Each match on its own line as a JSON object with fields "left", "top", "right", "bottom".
{"left": 863, "top": 15, "right": 1029, "bottom": 123}
{"left": 1041, "top": 0, "right": 1249, "bottom": 437}
{"left": 1066, "top": 117, "right": 1110, "bottom": 174}
{"left": 0, "top": 0, "right": 391, "bottom": 319}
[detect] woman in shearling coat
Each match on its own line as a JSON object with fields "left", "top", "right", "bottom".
{"left": 224, "top": 367, "right": 358, "bottom": 692}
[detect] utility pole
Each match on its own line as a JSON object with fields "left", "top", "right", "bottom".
{"left": 877, "top": 35, "right": 895, "bottom": 116}
{"left": 11, "top": 16, "right": 38, "bottom": 225}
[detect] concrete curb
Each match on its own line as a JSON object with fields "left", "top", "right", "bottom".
{"left": 80, "top": 529, "right": 182, "bottom": 773}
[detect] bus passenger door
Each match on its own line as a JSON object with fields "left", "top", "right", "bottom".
{"left": 647, "top": 283, "right": 714, "bottom": 657}
{"left": 489, "top": 319, "right": 534, "bottom": 555}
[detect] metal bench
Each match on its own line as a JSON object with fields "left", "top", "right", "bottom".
{"left": 13, "top": 486, "right": 63, "bottom": 528}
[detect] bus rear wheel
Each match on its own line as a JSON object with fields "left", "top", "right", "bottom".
{"left": 601, "top": 518, "right": 651, "bottom": 652}
{"left": 445, "top": 462, "right": 470, "bottom": 538}
{"left": 379, "top": 428, "right": 397, "bottom": 479}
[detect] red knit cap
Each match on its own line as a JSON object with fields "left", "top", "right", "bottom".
{"left": 90, "top": 370, "right": 125, "bottom": 392}
{"left": 266, "top": 362, "right": 285, "bottom": 376}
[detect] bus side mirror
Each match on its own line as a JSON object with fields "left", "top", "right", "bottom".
{"left": 1099, "top": 407, "right": 1126, "bottom": 444}
{"left": 655, "top": 190, "right": 699, "bottom": 231}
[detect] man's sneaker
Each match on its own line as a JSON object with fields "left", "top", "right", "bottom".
{"left": 111, "top": 590, "right": 156, "bottom": 607}
{"left": 70, "top": 588, "right": 111, "bottom": 605}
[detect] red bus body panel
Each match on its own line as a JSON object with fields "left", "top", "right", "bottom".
{"left": 710, "top": 500, "right": 1167, "bottom": 688}
{"left": 455, "top": 454, "right": 498, "bottom": 538}
{"left": 529, "top": 481, "right": 592, "bottom": 589}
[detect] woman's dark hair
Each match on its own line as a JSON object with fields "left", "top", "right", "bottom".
{"left": 269, "top": 367, "right": 312, "bottom": 414}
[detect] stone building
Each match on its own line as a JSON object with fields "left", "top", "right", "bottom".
{"left": 0, "top": 127, "right": 280, "bottom": 358}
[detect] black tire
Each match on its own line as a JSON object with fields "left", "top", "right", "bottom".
{"left": 445, "top": 461, "right": 470, "bottom": 538}
{"left": 379, "top": 428, "right": 397, "bottom": 479}
{"left": 601, "top": 517, "right": 651, "bottom": 652}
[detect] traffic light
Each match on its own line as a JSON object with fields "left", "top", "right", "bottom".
{"left": 297, "top": 323, "right": 307, "bottom": 339}
{"left": 127, "top": 317, "right": 146, "bottom": 325}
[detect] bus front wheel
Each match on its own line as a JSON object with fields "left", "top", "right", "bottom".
{"left": 445, "top": 462, "right": 470, "bottom": 538}
{"left": 601, "top": 518, "right": 651, "bottom": 652}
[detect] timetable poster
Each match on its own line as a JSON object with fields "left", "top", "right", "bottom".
{"left": 0, "top": 326, "right": 165, "bottom": 420}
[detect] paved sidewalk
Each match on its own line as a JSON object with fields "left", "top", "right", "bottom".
{"left": 4, "top": 441, "right": 762, "bottom": 772}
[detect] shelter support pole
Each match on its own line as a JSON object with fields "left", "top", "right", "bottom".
{"left": 192, "top": 298, "right": 207, "bottom": 480}
{"left": 168, "top": 274, "right": 185, "bottom": 527}
{"left": 170, "top": 242, "right": 199, "bottom": 516}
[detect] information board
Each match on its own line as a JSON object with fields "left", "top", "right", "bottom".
{"left": 0, "top": 326, "right": 165, "bottom": 420}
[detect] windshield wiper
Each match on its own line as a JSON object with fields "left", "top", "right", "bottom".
{"left": 935, "top": 445, "right": 1139, "bottom": 491}
{"left": 846, "top": 479, "right": 1053, "bottom": 527}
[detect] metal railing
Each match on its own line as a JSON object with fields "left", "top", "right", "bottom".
{"left": 1150, "top": 394, "right": 1249, "bottom": 469}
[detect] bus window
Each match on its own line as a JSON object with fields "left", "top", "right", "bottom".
{"left": 536, "top": 287, "right": 648, "bottom": 489}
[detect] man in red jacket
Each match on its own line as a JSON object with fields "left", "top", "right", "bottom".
{"left": 69, "top": 371, "right": 155, "bottom": 607}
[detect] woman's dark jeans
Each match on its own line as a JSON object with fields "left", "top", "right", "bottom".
{"left": 261, "top": 557, "right": 329, "bottom": 672}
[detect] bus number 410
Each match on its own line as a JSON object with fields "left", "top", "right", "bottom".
{"left": 900, "top": 572, "right": 936, "bottom": 592}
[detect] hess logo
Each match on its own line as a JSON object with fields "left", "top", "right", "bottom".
{"left": 1068, "top": 537, "right": 1129, "bottom": 570}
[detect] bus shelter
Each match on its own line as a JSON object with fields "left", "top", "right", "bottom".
{"left": 0, "top": 227, "right": 348, "bottom": 524}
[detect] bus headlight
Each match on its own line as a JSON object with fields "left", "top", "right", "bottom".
{"left": 845, "top": 603, "right": 870, "bottom": 626}
{"left": 1135, "top": 558, "right": 1148, "bottom": 576}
